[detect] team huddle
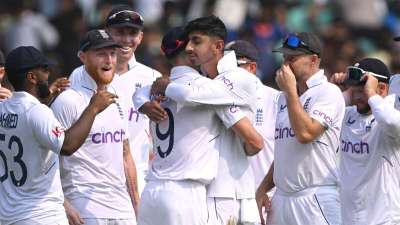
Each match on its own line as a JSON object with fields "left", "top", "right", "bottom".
{"left": 0, "top": 3, "right": 400, "bottom": 225}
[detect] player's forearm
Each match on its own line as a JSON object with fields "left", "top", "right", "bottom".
{"left": 285, "top": 91, "right": 320, "bottom": 144}
{"left": 232, "top": 117, "right": 264, "bottom": 156}
{"left": 165, "top": 81, "right": 247, "bottom": 106}
{"left": 61, "top": 105, "right": 98, "bottom": 155}
{"left": 257, "top": 162, "right": 275, "bottom": 194}
{"left": 123, "top": 140, "right": 140, "bottom": 213}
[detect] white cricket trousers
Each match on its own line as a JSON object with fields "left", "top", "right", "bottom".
{"left": 138, "top": 179, "right": 208, "bottom": 225}
{"left": 267, "top": 186, "right": 341, "bottom": 225}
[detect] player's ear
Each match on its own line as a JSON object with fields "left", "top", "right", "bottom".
{"left": 377, "top": 82, "right": 388, "bottom": 96}
{"left": 215, "top": 39, "right": 224, "bottom": 52}
{"left": 78, "top": 51, "right": 86, "bottom": 64}
{"left": 26, "top": 70, "right": 37, "bottom": 85}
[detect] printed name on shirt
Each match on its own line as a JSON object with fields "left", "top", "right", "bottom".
{"left": 275, "top": 126, "right": 295, "bottom": 140}
{"left": 217, "top": 75, "right": 234, "bottom": 90}
{"left": 341, "top": 140, "right": 369, "bottom": 154}
{"left": 0, "top": 113, "right": 18, "bottom": 129}
{"left": 312, "top": 110, "right": 333, "bottom": 126}
{"left": 91, "top": 129, "right": 126, "bottom": 144}
{"left": 303, "top": 97, "right": 312, "bottom": 112}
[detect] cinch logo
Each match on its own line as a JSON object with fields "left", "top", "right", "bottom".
{"left": 217, "top": 75, "right": 234, "bottom": 90}
{"left": 341, "top": 140, "right": 369, "bottom": 154}
{"left": 92, "top": 129, "right": 126, "bottom": 144}
{"left": 275, "top": 127, "right": 295, "bottom": 140}
{"left": 312, "top": 110, "right": 333, "bottom": 126}
{"left": 128, "top": 107, "right": 140, "bottom": 122}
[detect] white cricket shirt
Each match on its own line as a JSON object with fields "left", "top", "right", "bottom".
{"left": 0, "top": 92, "right": 66, "bottom": 224}
{"left": 340, "top": 95, "right": 400, "bottom": 225}
{"left": 273, "top": 70, "right": 345, "bottom": 193}
{"left": 143, "top": 66, "right": 243, "bottom": 184}
{"left": 51, "top": 66, "right": 134, "bottom": 219}
{"left": 248, "top": 81, "right": 280, "bottom": 188}
{"left": 163, "top": 52, "right": 260, "bottom": 199}
{"left": 112, "top": 56, "right": 161, "bottom": 176}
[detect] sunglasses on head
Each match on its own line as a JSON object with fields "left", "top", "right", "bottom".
{"left": 108, "top": 10, "right": 144, "bottom": 26}
{"left": 346, "top": 66, "right": 388, "bottom": 84}
{"left": 284, "top": 34, "right": 318, "bottom": 55}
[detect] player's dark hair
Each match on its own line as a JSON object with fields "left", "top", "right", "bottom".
{"left": 184, "top": 15, "right": 227, "bottom": 41}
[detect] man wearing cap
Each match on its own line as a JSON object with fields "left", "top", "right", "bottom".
{"left": 149, "top": 16, "right": 264, "bottom": 225}
{"left": 51, "top": 29, "right": 139, "bottom": 225}
{"left": 225, "top": 40, "right": 280, "bottom": 223}
{"left": 105, "top": 4, "right": 162, "bottom": 196}
{"left": 0, "top": 46, "right": 117, "bottom": 225}
{"left": 256, "top": 32, "right": 345, "bottom": 225}
{"left": 330, "top": 58, "right": 400, "bottom": 225}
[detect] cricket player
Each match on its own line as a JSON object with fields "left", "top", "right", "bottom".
{"left": 104, "top": 5, "right": 162, "bottom": 195}
{"left": 331, "top": 58, "right": 400, "bottom": 225}
{"left": 256, "top": 32, "right": 345, "bottom": 225}
{"left": 51, "top": 29, "right": 139, "bottom": 225}
{"left": 134, "top": 25, "right": 263, "bottom": 225}
{"left": 0, "top": 46, "right": 117, "bottom": 225}
{"left": 149, "top": 16, "right": 264, "bottom": 224}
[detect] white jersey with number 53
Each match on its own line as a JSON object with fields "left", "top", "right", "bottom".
{"left": 0, "top": 92, "right": 66, "bottom": 225}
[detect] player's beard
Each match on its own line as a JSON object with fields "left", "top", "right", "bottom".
{"left": 36, "top": 80, "right": 51, "bottom": 99}
{"left": 356, "top": 104, "right": 371, "bottom": 115}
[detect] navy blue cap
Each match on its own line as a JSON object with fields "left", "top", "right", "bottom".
{"left": 79, "top": 29, "right": 121, "bottom": 52}
{"left": 105, "top": 5, "right": 144, "bottom": 29}
{"left": 161, "top": 26, "right": 187, "bottom": 58}
{"left": 225, "top": 40, "right": 258, "bottom": 61}
{"left": 5, "top": 46, "right": 55, "bottom": 75}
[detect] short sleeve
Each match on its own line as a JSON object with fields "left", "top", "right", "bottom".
{"left": 215, "top": 105, "right": 246, "bottom": 128}
{"left": 28, "top": 104, "right": 65, "bottom": 154}
{"left": 50, "top": 90, "right": 80, "bottom": 129}
{"left": 309, "top": 86, "right": 345, "bottom": 129}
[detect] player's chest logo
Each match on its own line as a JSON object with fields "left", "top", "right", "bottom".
{"left": 346, "top": 117, "right": 356, "bottom": 126}
{"left": 135, "top": 83, "right": 142, "bottom": 91}
{"left": 303, "top": 97, "right": 312, "bottom": 112}
{"left": 279, "top": 104, "right": 287, "bottom": 113}
{"left": 255, "top": 108, "right": 263, "bottom": 125}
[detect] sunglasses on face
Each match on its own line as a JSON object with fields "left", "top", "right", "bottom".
{"left": 284, "top": 34, "right": 318, "bottom": 55}
{"left": 108, "top": 10, "right": 144, "bottom": 27}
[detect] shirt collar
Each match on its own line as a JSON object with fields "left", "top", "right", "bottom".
{"left": 128, "top": 54, "right": 137, "bottom": 69}
{"left": 10, "top": 91, "right": 40, "bottom": 104}
{"left": 170, "top": 66, "right": 199, "bottom": 80}
{"left": 79, "top": 66, "right": 101, "bottom": 92}
{"left": 217, "top": 51, "right": 238, "bottom": 74}
{"left": 305, "top": 69, "right": 327, "bottom": 89}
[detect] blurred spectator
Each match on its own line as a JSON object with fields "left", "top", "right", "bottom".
{"left": 3, "top": 0, "right": 59, "bottom": 53}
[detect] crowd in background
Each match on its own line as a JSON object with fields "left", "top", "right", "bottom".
{"left": 1, "top": 0, "right": 400, "bottom": 88}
